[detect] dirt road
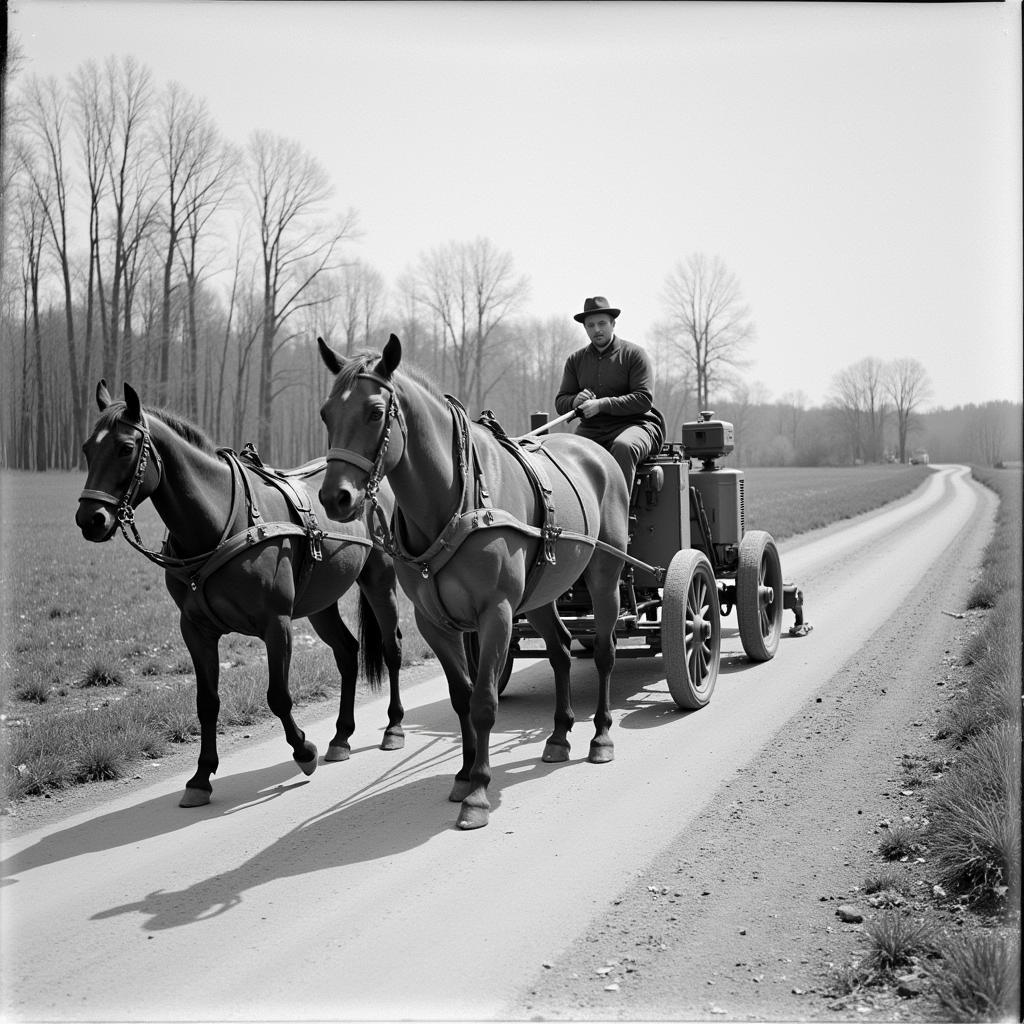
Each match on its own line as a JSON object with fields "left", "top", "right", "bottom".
{"left": 1, "top": 465, "right": 992, "bottom": 1022}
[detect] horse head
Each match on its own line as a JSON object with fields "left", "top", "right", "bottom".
{"left": 318, "top": 334, "right": 406, "bottom": 522}
{"left": 76, "top": 380, "right": 161, "bottom": 542}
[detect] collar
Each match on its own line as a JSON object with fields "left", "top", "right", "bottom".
{"left": 589, "top": 334, "right": 620, "bottom": 357}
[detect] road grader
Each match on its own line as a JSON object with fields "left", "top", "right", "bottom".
{"left": 482, "top": 410, "right": 810, "bottom": 709}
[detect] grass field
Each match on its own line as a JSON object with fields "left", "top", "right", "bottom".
{"left": 1, "top": 462, "right": 930, "bottom": 801}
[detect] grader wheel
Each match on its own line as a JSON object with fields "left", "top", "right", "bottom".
{"left": 662, "top": 549, "right": 721, "bottom": 709}
{"left": 737, "top": 530, "right": 784, "bottom": 661}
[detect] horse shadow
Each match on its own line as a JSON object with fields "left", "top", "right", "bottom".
{"left": 0, "top": 759, "right": 323, "bottom": 886}
{"left": 87, "top": 739, "right": 582, "bottom": 932}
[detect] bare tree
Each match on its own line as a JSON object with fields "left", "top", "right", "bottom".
{"left": 648, "top": 323, "right": 695, "bottom": 443}
{"left": 885, "top": 357, "right": 932, "bottom": 463}
{"left": 828, "top": 358, "right": 890, "bottom": 464}
{"left": 661, "top": 253, "right": 755, "bottom": 410}
{"left": 968, "top": 404, "right": 1007, "bottom": 466}
{"left": 91, "top": 56, "right": 156, "bottom": 381}
{"left": 68, "top": 60, "right": 109, "bottom": 399}
{"left": 15, "top": 173, "right": 48, "bottom": 469}
{"left": 407, "top": 236, "right": 528, "bottom": 410}
{"left": 18, "top": 74, "right": 90, "bottom": 456}
{"left": 245, "top": 130, "right": 358, "bottom": 456}
{"left": 777, "top": 390, "right": 807, "bottom": 451}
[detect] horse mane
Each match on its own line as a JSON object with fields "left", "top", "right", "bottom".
{"left": 101, "top": 401, "right": 218, "bottom": 454}
{"left": 331, "top": 349, "right": 446, "bottom": 404}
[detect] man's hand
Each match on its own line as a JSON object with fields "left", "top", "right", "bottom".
{"left": 572, "top": 388, "right": 595, "bottom": 411}
{"left": 576, "top": 398, "right": 601, "bottom": 419}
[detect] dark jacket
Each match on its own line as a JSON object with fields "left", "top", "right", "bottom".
{"left": 555, "top": 335, "right": 665, "bottom": 446}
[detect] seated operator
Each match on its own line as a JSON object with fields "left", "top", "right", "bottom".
{"left": 555, "top": 296, "right": 665, "bottom": 494}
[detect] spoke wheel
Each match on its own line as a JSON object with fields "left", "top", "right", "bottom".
{"left": 662, "top": 550, "right": 720, "bottom": 709}
{"left": 737, "top": 530, "right": 783, "bottom": 662}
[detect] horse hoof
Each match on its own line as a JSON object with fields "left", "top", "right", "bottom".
{"left": 380, "top": 731, "right": 405, "bottom": 751}
{"left": 542, "top": 741, "right": 571, "bottom": 763}
{"left": 588, "top": 743, "right": 615, "bottom": 764}
{"left": 325, "top": 744, "right": 351, "bottom": 762}
{"left": 449, "top": 779, "right": 473, "bottom": 803}
{"left": 457, "top": 803, "right": 490, "bottom": 830}
{"left": 179, "top": 787, "right": 211, "bottom": 808}
{"left": 294, "top": 742, "right": 319, "bottom": 776}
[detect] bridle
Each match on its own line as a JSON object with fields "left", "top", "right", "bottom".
{"left": 79, "top": 413, "right": 164, "bottom": 546}
{"left": 325, "top": 370, "right": 407, "bottom": 517}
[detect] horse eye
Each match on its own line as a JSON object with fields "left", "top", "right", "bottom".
{"left": 117, "top": 441, "right": 134, "bottom": 457}
{"left": 368, "top": 408, "right": 383, "bottom": 422}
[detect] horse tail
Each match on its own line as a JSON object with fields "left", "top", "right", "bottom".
{"left": 358, "top": 590, "right": 385, "bottom": 692}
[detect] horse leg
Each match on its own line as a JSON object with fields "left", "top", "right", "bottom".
{"left": 523, "top": 604, "right": 575, "bottom": 763}
{"left": 263, "top": 614, "right": 318, "bottom": 774}
{"left": 357, "top": 550, "right": 405, "bottom": 751}
{"left": 458, "top": 604, "right": 512, "bottom": 829}
{"left": 413, "top": 610, "right": 488, "bottom": 824}
{"left": 307, "top": 606, "right": 359, "bottom": 762}
{"left": 178, "top": 616, "right": 222, "bottom": 807}
{"left": 584, "top": 555, "right": 619, "bottom": 764}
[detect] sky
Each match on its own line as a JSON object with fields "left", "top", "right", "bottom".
{"left": 7, "top": 0, "right": 1023, "bottom": 410}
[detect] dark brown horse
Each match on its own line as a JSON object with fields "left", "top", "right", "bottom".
{"left": 76, "top": 381, "right": 405, "bottom": 808}
{"left": 317, "top": 335, "right": 630, "bottom": 829}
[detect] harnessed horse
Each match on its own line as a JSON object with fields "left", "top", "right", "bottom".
{"left": 76, "top": 381, "right": 405, "bottom": 808}
{"left": 317, "top": 335, "right": 630, "bottom": 830}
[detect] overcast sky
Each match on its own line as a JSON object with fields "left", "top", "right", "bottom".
{"left": 9, "top": 0, "right": 1023, "bottom": 410}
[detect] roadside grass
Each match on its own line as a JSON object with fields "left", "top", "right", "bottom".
{"left": 862, "top": 912, "right": 938, "bottom": 974}
{"left": 0, "top": 463, "right": 932, "bottom": 809}
{"left": 862, "top": 866, "right": 913, "bottom": 897}
{"left": 931, "top": 930, "right": 1020, "bottom": 1021}
{"left": 877, "top": 823, "right": 923, "bottom": 862}
{"left": 833, "top": 465, "right": 1021, "bottom": 1019}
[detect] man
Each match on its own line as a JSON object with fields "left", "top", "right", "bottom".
{"left": 555, "top": 296, "right": 665, "bottom": 493}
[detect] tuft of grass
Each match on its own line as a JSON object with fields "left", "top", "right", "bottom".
{"left": 931, "top": 930, "right": 1020, "bottom": 1022}
{"left": 862, "top": 913, "right": 937, "bottom": 974}
{"left": 79, "top": 661, "right": 125, "bottom": 688}
{"left": 878, "top": 823, "right": 921, "bottom": 861}
{"left": 74, "top": 731, "right": 129, "bottom": 782}
{"left": 826, "top": 960, "right": 873, "bottom": 999}
{"left": 937, "top": 612, "right": 1020, "bottom": 744}
{"left": 219, "top": 672, "right": 266, "bottom": 727}
{"left": 863, "top": 866, "right": 912, "bottom": 896}
{"left": 15, "top": 676, "right": 53, "bottom": 703}
{"left": 927, "top": 721, "right": 1021, "bottom": 905}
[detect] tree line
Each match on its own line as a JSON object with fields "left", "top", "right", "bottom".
{"left": 2, "top": 52, "right": 1015, "bottom": 473}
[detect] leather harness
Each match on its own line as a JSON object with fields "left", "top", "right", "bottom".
{"left": 80, "top": 415, "right": 372, "bottom": 635}
{"left": 327, "top": 374, "right": 633, "bottom": 632}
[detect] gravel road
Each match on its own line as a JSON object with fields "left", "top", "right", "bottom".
{"left": 1, "top": 464, "right": 993, "bottom": 1023}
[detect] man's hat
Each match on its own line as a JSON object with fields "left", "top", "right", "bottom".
{"left": 573, "top": 296, "right": 621, "bottom": 323}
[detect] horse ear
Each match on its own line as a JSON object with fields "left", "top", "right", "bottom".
{"left": 96, "top": 379, "right": 112, "bottom": 411}
{"left": 317, "top": 336, "right": 342, "bottom": 375}
{"left": 379, "top": 334, "right": 402, "bottom": 377}
{"left": 123, "top": 383, "right": 143, "bottom": 423}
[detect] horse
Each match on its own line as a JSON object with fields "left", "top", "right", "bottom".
{"left": 316, "top": 334, "right": 630, "bottom": 830}
{"left": 75, "top": 380, "right": 405, "bottom": 809}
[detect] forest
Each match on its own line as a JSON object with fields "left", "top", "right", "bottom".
{"left": 3, "top": 54, "right": 1020, "bottom": 472}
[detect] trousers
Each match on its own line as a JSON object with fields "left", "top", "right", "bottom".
{"left": 577, "top": 423, "right": 659, "bottom": 493}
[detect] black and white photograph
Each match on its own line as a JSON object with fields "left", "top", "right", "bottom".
{"left": 1, "top": 2, "right": 1020, "bottom": 1021}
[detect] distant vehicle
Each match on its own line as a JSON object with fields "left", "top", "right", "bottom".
{"left": 910, "top": 449, "right": 930, "bottom": 465}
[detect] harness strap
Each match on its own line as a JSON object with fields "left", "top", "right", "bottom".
{"left": 327, "top": 448, "right": 375, "bottom": 473}
{"left": 229, "top": 448, "right": 328, "bottom": 562}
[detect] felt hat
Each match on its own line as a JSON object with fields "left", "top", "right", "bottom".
{"left": 573, "top": 296, "right": 621, "bottom": 323}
